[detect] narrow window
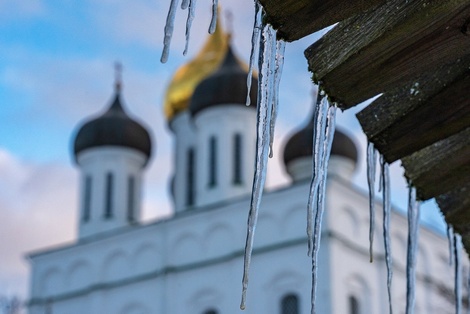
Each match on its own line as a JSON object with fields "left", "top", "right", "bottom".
{"left": 349, "top": 295, "right": 360, "bottom": 314}
{"left": 83, "top": 176, "right": 92, "bottom": 222}
{"left": 209, "top": 136, "right": 217, "bottom": 187}
{"left": 105, "top": 172, "right": 113, "bottom": 219}
{"left": 127, "top": 176, "right": 135, "bottom": 222}
{"left": 281, "top": 294, "right": 299, "bottom": 314}
{"left": 186, "top": 148, "right": 195, "bottom": 206}
{"left": 233, "top": 133, "right": 243, "bottom": 184}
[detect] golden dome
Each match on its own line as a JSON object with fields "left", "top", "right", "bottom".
{"left": 163, "top": 21, "right": 230, "bottom": 121}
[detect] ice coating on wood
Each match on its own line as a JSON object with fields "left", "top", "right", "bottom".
{"left": 454, "top": 234, "right": 462, "bottom": 314}
{"left": 183, "top": 0, "right": 197, "bottom": 56}
{"left": 268, "top": 40, "right": 286, "bottom": 158}
{"left": 307, "top": 95, "right": 328, "bottom": 256}
{"left": 240, "top": 22, "right": 276, "bottom": 311}
{"left": 367, "top": 141, "right": 377, "bottom": 263}
{"left": 381, "top": 157, "right": 393, "bottom": 314}
{"left": 208, "top": 0, "right": 218, "bottom": 34}
{"left": 405, "top": 186, "right": 420, "bottom": 314}
{"left": 310, "top": 104, "right": 337, "bottom": 314}
{"left": 448, "top": 225, "right": 455, "bottom": 266}
{"left": 246, "top": 1, "right": 262, "bottom": 107}
{"left": 161, "top": 0, "right": 181, "bottom": 63}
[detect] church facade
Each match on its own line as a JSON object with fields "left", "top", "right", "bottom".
{"left": 28, "top": 27, "right": 460, "bottom": 314}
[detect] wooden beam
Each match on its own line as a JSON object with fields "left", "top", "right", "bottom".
{"left": 436, "top": 182, "right": 470, "bottom": 251}
{"left": 356, "top": 57, "right": 470, "bottom": 163}
{"left": 305, "top": 0, "right": 470, "bottom": 109}
{"left": 258, "top": 0, "right": 385, "bottom": 42}
{"left": 401, "top": 127, "right": 470, "bottom": 200}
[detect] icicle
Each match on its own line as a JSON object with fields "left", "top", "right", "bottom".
{"left": 181, "top": 0, "right": 189, "bottom": 10}
{"left": 310, "top": 104, "right": 337, "bottom": 314}
{"left": 240, "top": 21, "right": 277, "bottom": 311}
{"left": 183, "top": 0, "right": 197, "bottom": 56}
{"left": 455, "top": 234, "right": 462, "bottom": 314}
{"left": 208, "top": 0, "right": 218, "bottom": 33}
{"left": 367, "top": 142, "right": 377, "bottom": 263}
{"left": 381, "top": 157, "right": 393, "bottom": 314}
{"left": 161, "top": 0, "right": 181, "bottom": 63}
{"left": 268, "top": 40, "right": 286, "bottom": 158}
{"left": 307, "top": 95, "right": 328, "bottom": 256}
{"left": 246, "top": 1, "right": 262, "bottom": 107}
{"left": 448, "top": 225, "right": 455, "bottom": 266}
{"left": 405, "top": 186, "right": 420, "bottom": 314}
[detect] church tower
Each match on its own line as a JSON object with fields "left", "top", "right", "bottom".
{"left": 73, "top": 66, "right": 152, "bottom": 239}
{"left": 165, "top": 23, "right": 258, "bottom": 211}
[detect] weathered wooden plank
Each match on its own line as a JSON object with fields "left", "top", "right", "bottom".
{"left": 258, "top": 0, "right": 385, "bottom": 41}
{"left": 436, "top": 182, "right": 470, "bottom": 251}
{"left": 401, "top": 127, "right": 470, "bottom": 200}
{"left": 305, "top": 0, "right": 470, "bottom": 109}
{"left": 356, "top": 57, "right": 470, "bottom": 163}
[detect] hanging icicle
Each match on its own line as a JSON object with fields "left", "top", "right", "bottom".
{"left": 268, "top": 40, "right": 286, "bottom": 158}
{"left": 307, "top": 95, "right": 329, "bottom": 256}
{"left": 367, "top": 142, "right": 377, "bottom": 263}
{"left": 310, "top": 103, "right": 337, "bottom": 314}
{"left": 246, "top": 1, "right": 262, "bottom": 107}
{"left": 240, "top": 20, "right": 277, "bottom": 311}
{"left": 448, "top": 225, "right": 455, "bottom": 266}
{"left": 405, "top": 186, "right": 420, "bottom": 314}
{"left": 183, "top": 0, "right": 197, "bottom": 56}
{"left": 381, "top": 156, "right": 393, "bottom": 314}
{"left": 455, "top": 234, "right": 462, "bottom": 314}
{"left": 208, "top": 0, "right": 218, "bottom": 33}
{"left": 161, "top": 0, "right": 181, "bottom": 63}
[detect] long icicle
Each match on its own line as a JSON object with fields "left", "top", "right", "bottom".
{"left": 246, "top": 1, "right": 262, "bottom": 107}
{"left": 208, "top": 0, "right": 218, "bottom": 34}
{"left": 183, "top": 0, "right": 197, "bottom": 56}
{"left": 367, "top": 142, "right": 377, "bottom": 263}
{"left": 405, "top": 185, "right": 420, "bottom": 314}
{"left": 382, "top": 157, "right": 393, "bottom": 314}
{"left": 448, "top": 225, "right": 455, "bottom": 266}
{"left": 455, "top": 234, "right": 462, "bottom": 314}
{"left": 311, "top": 104, "right": 337, "bottom": 314}
{"left": 161, "top": 0, "right": 181, "bottom": 63}
{"left": 240, "top": 21, "right": 276, "bottom": 311}
{"left": 307, "top": 95, "right": 328, "bottom": 256}
{"left": 181, "top": 0, "right": 189, "bottom": 9}
{"left": 268, "top": 40, "right": 286, "bottom": 158}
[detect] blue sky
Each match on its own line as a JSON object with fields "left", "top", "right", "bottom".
{"left": 0, "top": 0, "right": 447, "bottom": 302}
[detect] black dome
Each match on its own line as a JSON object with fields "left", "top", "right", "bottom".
{"left": 73, "top": 92, "right": 152, "bottom": 163}
{"left": 283, "top": 119, "right": 358, "bottom": 168}
{"left": 189, "top": 45, "right": 258, "bottom": 116}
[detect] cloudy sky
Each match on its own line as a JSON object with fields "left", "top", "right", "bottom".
{"left": 0, "top": 0, "right": 447, "bottom": 302}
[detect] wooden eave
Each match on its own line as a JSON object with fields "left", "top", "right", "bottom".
{"left": 261, "top": 0, "right": 470, "bottom": 249}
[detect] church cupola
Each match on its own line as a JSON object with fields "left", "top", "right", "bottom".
{"left": 73, "top": 64, "right": 152, "bottom": 239}
{"left": 283, "top": 95, "right": 358, "bottom": 183}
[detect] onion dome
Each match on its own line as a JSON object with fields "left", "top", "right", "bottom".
{"left": 73, "top": 76, "right": 152, "bottom": 164}
{"left": 189, "top": 44, "right": 258, "bottom": 116}
{"left": 163, "top": 19, "right": 230, "bottom": 121}
{"left": 283, "top": 112, "right": 358, "bottom": 169}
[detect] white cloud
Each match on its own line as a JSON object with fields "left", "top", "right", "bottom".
{"left": 0, "top": 149, "right": 77, "bottom": 299}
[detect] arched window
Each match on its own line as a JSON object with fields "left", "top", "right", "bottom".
{"left": 83, "top": 175, "right": 92, "bottom": 222}
{"left": 281, "top": 294, "right": 299, "bottom": 314}
{"left": 233, "top": 133, "right": 243, "bottom": 184}
{"left": 187, "top": 148, "right": 195, "bottom": 206}
{"left": 127, "top": 175, "right": 135, "bottom": 222}
{"left": 104, "top": 172, "right": 114, "bottom": 219}
{"left": 208, "top": 136, "right": 217, "bottom": 187}
{"left": 348, "top": 295, "right": 360, "bottom": 314}
{"left": 203, "top": 309, "right": 217, "bottom": 314}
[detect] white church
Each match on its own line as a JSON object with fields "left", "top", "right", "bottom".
{"left": 27, "top": 26, "right": 463, "bottom": 314}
